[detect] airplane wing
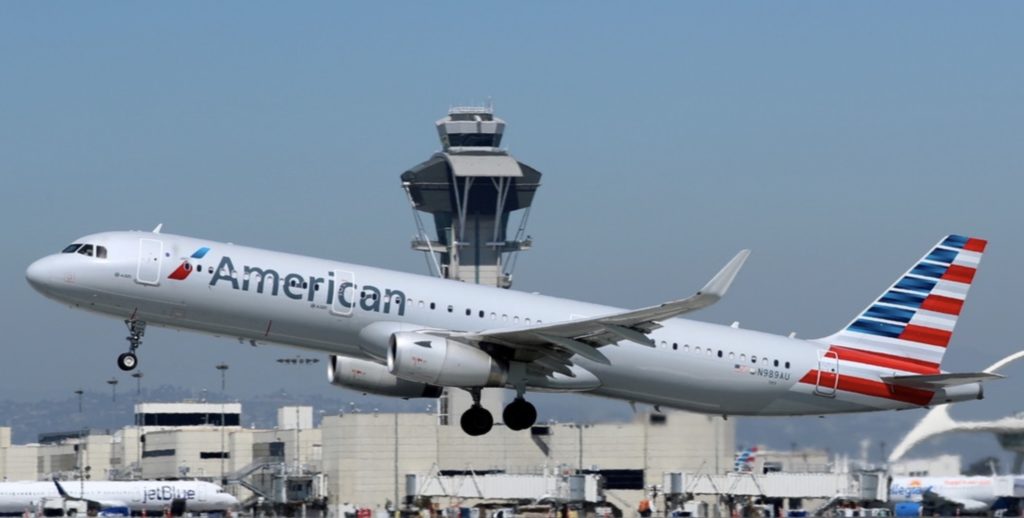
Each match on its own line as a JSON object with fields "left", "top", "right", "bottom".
{"left": 881, "top": 372, "right": 1004, "bottom": 389}
{"left": 439, "top": 250, "right": 750, "bottom": 370}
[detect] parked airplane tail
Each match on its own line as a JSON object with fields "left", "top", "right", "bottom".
{"left": 815, "top": 235, "right": 986, "bottom": 374}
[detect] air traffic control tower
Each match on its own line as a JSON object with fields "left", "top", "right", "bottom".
{"left": 401, "top": 106, "right": 542, "bottom": 288}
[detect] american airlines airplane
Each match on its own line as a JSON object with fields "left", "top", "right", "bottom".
{"left": 25, "top": 229, "right": 1001, "bottom": 436}
{"left": 0, "top": 479, "right": 238, "bottom": 515}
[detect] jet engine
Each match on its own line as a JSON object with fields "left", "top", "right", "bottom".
{"left": 387, "top": 332, "right": 507, "bottom": 387}
{"left": 328, "top": 355, "right": 442, "bottom": 398}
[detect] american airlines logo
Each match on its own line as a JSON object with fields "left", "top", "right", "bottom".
{"left": 167, "top": 247, "right": 211, "bottom": 280}
{"left": 205, "top": 256, "right": 407, "bottom": 316}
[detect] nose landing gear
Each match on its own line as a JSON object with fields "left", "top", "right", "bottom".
{"left": 117, "top": 319, "right": 146, "bottom": 371}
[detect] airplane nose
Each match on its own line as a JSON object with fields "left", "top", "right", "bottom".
{"left": 26, "top": 256, "right": 57, "bottom": 292}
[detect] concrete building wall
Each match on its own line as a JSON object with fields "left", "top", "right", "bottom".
{"left": 323, "top": 413, "right": 439, "bottom": 508}
{"left": 3, "top": 444, "right": 39, "bottom": 481}
{"left": 321, "top": 409, "right": 735, "bottom": 513}
{"left": 141, "top": 428, "right": 238, "bottom": 479}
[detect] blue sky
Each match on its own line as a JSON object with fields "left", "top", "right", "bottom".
{"left": 1, "top": 3, "right": 1022, "bottom": 459}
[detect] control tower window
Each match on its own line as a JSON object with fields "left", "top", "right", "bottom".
{"left": 62, "top": 244, "right": 82, "bottom": 254}
{"left": 77, "top": 244, "right": 94, "bottom": 257}
{"left": 447, "top": 134, "right": 500, "bottom": 147}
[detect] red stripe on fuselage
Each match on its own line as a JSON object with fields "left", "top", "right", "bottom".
{"left": 829, "top": 345, "right": 940, "bottom": 374}
{"left": 920, "top": 294, "right": 964, "bottom": 316}
{"left": 964, "top": 238, "right": 987, "bottom": 253}
{"left": 799, "top": 370, "right": 934, "bottom": 406}
{"left": 899, "top": 324, "right": 952, "bottom": 347}
{"left": 942, "top": 264, "right": 976, "bottom": 284}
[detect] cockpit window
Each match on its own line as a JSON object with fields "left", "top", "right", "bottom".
{"left": 62, "top": 244, "right": 81, "bottom": 254}
{"left": 96, "top": 246, "right": 108, "bottom": 259}
{"left": 77, "top": 244, "right": 94, "bottom": 257}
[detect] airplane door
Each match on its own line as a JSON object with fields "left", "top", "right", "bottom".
{"left": 814, "top": 350, "right": 839, "bottom": 397}
{"left": 136, "top": 239, "right": 163, "bottom": 285}
{"left": 330, "top": 270, "right": 356, "bottom": 316}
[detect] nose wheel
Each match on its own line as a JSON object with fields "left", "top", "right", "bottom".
{"left": 118, "top": 319, "right": 146, "bottom": 371}
{"left": 117, "top": 352, "right": 138, "bottom": 371}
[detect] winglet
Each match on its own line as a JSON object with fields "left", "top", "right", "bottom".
{"left": 152, "top": 223, "right": 163, "bottom": 234}
{"left": 698, "top": 249, "right": 750, "bottom": 299}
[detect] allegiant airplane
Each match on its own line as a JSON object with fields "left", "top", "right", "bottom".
{"left": 25, "top": 228, "right": 1001, "bottom": 435}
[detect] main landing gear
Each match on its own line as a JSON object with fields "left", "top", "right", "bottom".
{"left": 117, "top": 319, "right": 146, "bottom": 371}
{"left": 458, "top": 388, "right": 539, "bottom": 436}
{"left": 460, "top": 388, "right": 494, "bottom": 436}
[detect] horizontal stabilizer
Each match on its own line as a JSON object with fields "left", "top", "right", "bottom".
{"left": 881, "top": 372, "right": 1004, "bottom": 389}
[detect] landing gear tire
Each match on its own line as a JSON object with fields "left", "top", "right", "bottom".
{"left": 460, "top": 406, "right": 494, "bottom": 436}
{"left": 117, "top": 352, "right": 138, "bottom": 371}
{"left": 503, "top": 398, "right": 537, "bottom": 431}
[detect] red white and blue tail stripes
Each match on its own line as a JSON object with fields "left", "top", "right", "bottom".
{"left": 803, "top": 235, "right": 986, "bottom": 405}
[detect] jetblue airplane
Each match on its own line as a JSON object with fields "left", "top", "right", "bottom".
{"left": 0, "top": 479, "right": 237, "bottom": 515}
{"left": 25, "top": 229, "right": 1000, "bottom": 436}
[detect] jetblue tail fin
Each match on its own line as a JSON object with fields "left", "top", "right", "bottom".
{"left": 816, "top": 235, "right": 986, "bottom": 373}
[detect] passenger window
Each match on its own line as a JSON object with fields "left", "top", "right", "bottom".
{"left": 683, "top": 344, "right": 690, "bottom": 351}
{"left": 740, "top": 354, "right": 746, "bottom": 361}
{"left": 62, "top": 244, "right": 81, "bottom": 253}
{"left": 208, "top": 266, "right": 214, "bottom": 274}
{"left": 479, "top": 310, "right": 485, "bottom": 318}
{"left": 430, "top": 302, "right": 436, "bottom": 310}
{"left": 513, "top": 316, "right": 520, "bottom": 324}
{"left": 785, "top": 361, "right": 791, "bottom": 369}
{"left": 707, "top": 349, "right": 712, "bottom": 356}
{"left": 502, "top": 314, "right": 508, "bottom": 321}
{"left": 695, "top": 347, "right": 702, "bottom": 354}
{"left": 729, "top": 352, "right": 735, "bottom": 360}
{"left": 77, "top": 244, "right": 94, "bottom": 257}
{"left": 717, "top": 350, "right": 723, "bottom": 358}
{"left": 751, "top": 355, "right": 758, "bottom": 364}
{"left": 525, "top": 318, "right": 532, "bottom": 324}
{"left": 447, "top": 305, "right": 453, "bottom": 313}
{"left": 672, "top": 343, "right": 678, "bottom": 350}
{"left": 660, "top": 341, "right": 667, "bottom": 349}
{"left": 96, "top": 246, "right": 108, "bottom": 259}
{"left": 418, "top": 301, "right": 425, "bottom": 309}
{"left": 465, "top": 308, "right": 471, "bottom": 316}
{"left": 773, "top": 360, "right": 779, "bottom": 367}
{"left": 490, "top": 312, "right": 496, "bottom": 320}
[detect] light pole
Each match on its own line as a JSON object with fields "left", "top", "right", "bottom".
{"left": 131, "top": 372, "right": 143, "bottom": 396}
{"left": 107, "top": 378, "right": 118, "bottom": 402}
{"left": 215, "top": 363, "right": 229, "bottom": 484}
{"left": 275, "top": 357, "right": 320, "bottom": 475}
{"left": 74, "top": 389, "right": 84, "bottom": 413}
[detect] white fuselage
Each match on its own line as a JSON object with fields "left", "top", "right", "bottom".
{"left": 26, "top": 231, "right": 977, "bottom": 416}
{"left": 0, "top": 480, "right": 237, "bottom": 514}
{"left": 890, "top": 476, "right": 1007, "bottom": 512}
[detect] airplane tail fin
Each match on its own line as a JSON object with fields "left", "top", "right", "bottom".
{"left": 815, "top": 235, "right": 986, "bottom": 373}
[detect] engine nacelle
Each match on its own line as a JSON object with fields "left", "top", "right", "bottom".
{"left": 328, "top": 355, "right": 442, "bottom": 398}
{"left": 387, "top": 332, "right": 507, "bottom": 387}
